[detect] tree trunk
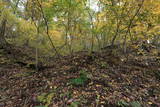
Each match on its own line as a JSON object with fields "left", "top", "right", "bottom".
{"left": 0, "top": 19, "right": 7, "bottom": 48}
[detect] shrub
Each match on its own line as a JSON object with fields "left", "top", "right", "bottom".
{"left": 70, "top": 70, "right": 88, "bottom": 86}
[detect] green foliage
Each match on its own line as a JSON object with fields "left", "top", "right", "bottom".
{"left": 1, "top": 0, "right": 160, "bottom": 54}
{"left": 130, "top": 101, "right": 141, "bottom": 107}
{"left": 117, "top": 100, "right": 141, "bottom": 107}
{"left": 70, "top": 70, "right": 88, "bottom": 86}
{"left": 70, "top": 77, "right": 86, "bottom": 86}
{"left": 37, "top": 91, "right": 55, "bottom": 107}
{"left": 117, "top": 100, "right": 130, "bottom": 107}
{"left": 100, "top": 61, "right": 108, "bottom": 68}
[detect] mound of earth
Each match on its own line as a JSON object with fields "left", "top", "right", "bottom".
{"left": 0, "top": 46, "right": 160, "bottom": 107}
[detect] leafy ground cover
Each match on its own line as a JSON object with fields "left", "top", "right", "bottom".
{"left": 0, "top": 45, "right": 160, "bottom": 107}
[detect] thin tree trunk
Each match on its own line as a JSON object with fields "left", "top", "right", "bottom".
{"left": 123, "top": 0, "right": 144, "bottom": 53}
{"left": 0, "top": 19, "right": 7, "bottom": 48}
{"left": 36, "top": 0, "right": 60, "bottom": 57}
{"left": 35, "top": 47, "right": 38, "bottom": 71}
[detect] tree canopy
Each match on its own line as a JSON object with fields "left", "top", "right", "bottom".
{"left": 0, "top": 0, "right": 159, "bottom": 55}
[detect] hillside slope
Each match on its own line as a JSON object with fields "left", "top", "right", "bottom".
{"left": 0, "top": 46, "right": 160, "bottom": 107}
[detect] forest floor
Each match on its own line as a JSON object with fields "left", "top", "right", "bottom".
{"left": 0, "top": 44, "right": 160, "bottom": 107}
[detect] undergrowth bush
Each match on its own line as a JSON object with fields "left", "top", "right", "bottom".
{"left": 70, "top": 70, "right": 89, "bottom": 86}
